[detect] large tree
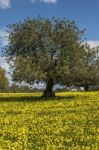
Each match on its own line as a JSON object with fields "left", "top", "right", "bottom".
{"left": 4, "top": 17, "right": 86, "bottom": 97}
{"left": 0, "top": 66, "right": 9, "bottom": 92}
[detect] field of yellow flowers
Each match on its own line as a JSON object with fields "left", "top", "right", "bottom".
{"left": 0, "top": 92, "right": 99, "bottom": 150}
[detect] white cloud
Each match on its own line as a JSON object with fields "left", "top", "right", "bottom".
{"left": 0, "top": 29, "right": 10, "bottom": 80}
{"left": 0, "top": 0, "right": 10, "bottom": 9}
{"left": 0, "top": 57, "right": 9, "bottom": 72}
{"left": 40, "top": 0, "right": 58, "bottom": 4}
{"left": 86, "top": 41, "right": 99, "bottom": 48}
{"left": 30, "top": 0, "right": 58, "bottom": 4}
{"left": 0, "top": 29, "right": 9, "bottom": 49}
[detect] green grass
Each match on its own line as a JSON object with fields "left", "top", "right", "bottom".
{"left": 0, "top": 92, "right": 99, "bottom": 149}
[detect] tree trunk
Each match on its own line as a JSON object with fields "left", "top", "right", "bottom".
{"left": 84, "top": 84, "right": 89, "bottom": 91}
{"left": 42, "top": 79, "right": 55, "bottom": 98}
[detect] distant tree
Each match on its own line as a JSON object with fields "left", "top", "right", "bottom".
{"left": 4, "top": 17, "right": 87, "bottom": 97}
{"left": 73, "top": 44, "right": 99, "bottom": 91}
{"left": 9, "top": 83, "right": 33, "bottom": 93}
{"left": 0, "top": 66, "right": 9, "bottom": 92}
{"left": 93, "top": 46, "right": 99, "bottom": 87}
{"left": 76, "top": 44, "right": 96, "bottom": 90}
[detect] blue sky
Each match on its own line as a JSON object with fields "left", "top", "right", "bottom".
{"left": 0, "top": 0, "right": 99, "bottom": 40}
{"left": 0, "top": 0, "right": 99, "bottom": 78}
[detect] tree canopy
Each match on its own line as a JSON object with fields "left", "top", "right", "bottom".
{"left": 4, "top": 17, "right": 99, "bottom": 97}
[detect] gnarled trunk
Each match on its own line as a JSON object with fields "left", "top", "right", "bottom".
{"left": 42, "top": 79, "right": 55, "bottom": 98}
{"left": 84, "top": 84, "right": 89, "bottom": 91}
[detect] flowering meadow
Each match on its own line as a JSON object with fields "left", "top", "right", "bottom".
{"left": 0, "top": 92, "right": 99, "bottom": 149}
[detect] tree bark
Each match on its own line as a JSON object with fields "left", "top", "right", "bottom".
{"left": 84, "top": 84, "right": 89, "bottom": 91}
{"left": 42, "top": 79, "right": 55, "bottom": 98}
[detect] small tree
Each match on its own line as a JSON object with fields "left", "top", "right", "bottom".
{"left": 74, "top": 44, "right": 99, "bottom": 91}
{"left": 0, "top": 66, "right": 9, "bottom": 92}
{"left": 4, "top": 17, "right": 85, "bottom": 97}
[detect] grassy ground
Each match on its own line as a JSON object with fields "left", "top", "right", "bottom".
{"left": 0, "top": 92, "right": 99, "bottom": 149}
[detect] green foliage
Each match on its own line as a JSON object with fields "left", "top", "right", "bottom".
{"left": 4, "top": 17, "right": 99, "bottom": 94}
{"left": 4, "top": 17, "right": 85, "bottom": 94}
{"left": 0, "top": 66, "right": 9, "bottom": 92}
